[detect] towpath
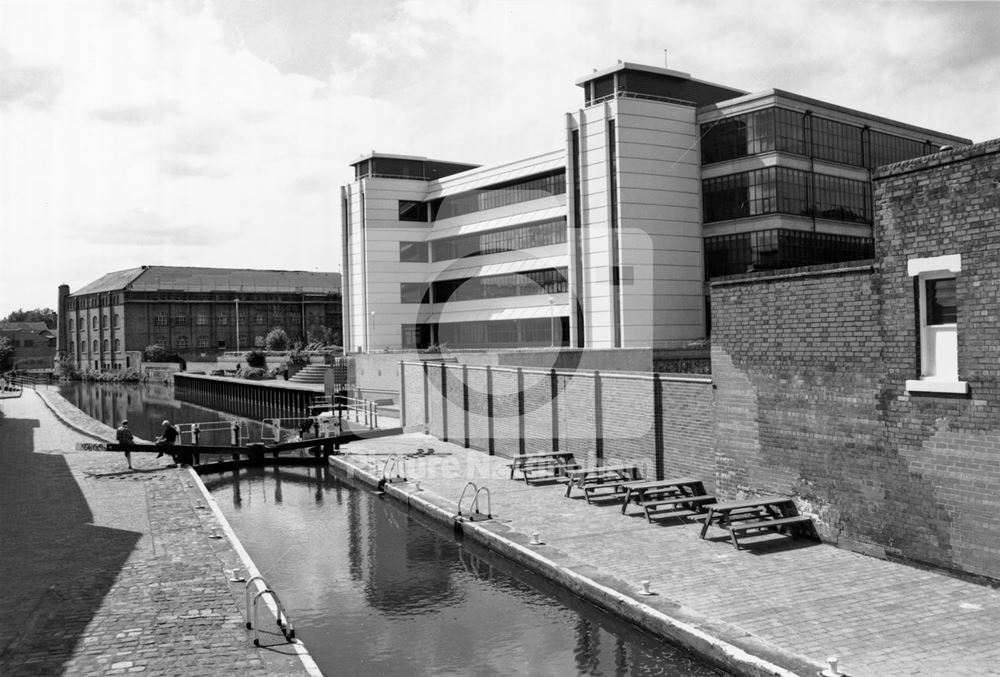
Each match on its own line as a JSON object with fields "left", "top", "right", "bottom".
{"left": 0, "top": 389, "right": 317, "bottom": 677}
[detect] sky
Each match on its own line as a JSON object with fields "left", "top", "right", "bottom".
{"left": 0, "top": 0, "right": 997, "bottom": 319}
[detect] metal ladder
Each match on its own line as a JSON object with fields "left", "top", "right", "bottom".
{"left": 244, "top": 575, "right": 295, "bottom": 646}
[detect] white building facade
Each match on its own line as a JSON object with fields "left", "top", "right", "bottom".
{"left": 341, "top": 62, "right": 969, "bottom": 352}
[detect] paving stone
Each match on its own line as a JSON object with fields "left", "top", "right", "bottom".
{"left": 0, "top": 390, "right": 313, "bottom": 677}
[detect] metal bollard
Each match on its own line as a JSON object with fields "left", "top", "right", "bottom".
{"left": 231, "top": 421, "right": 240, "bottom": 446}
{"left": 192, "top": 423, "right": 200, "bottom": 445}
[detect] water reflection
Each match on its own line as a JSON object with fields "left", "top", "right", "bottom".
{"left": 212, "top": 466, "right": 726, "bottom": 677}
{"left": 57, "top": 381, "right": 259, "bottom": 445}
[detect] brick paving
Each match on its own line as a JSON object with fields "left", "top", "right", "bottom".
{"left": 336, "top": 431, "right": 1000, "bottom": 677}
{"left": 0, "top": 389, "right": 314, "bottom": 677}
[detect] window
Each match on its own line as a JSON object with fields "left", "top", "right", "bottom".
{"left": 114, "top": 314, "right": 120, "bottom": 328}
{"left": 399, "top": 241, "right": 429, "bottom": 262}
{"left": 254, "top": 313, "right": 265, "bottom": 325}
{"left": 92, "top": 340, "right": 98, "bottom": 352}
{"left": 196, "top": 313, "right": 209, "bottom": 325}
{"left": 114, "top": 339, "right": 121, "bottom": 352}
{"left": 400, "top": 282, "right": 429, "bottom": 304}
{"left": 197, "top": 336, "right": 209, "bottom": 348}
{"left": 155, "top": 314, "right": 168, "bottom": 326}
{"left": 174, "top": 315, "right": 188, "bottom": 325}
{"left": 398, "top": 200, "right": 429, "bottom": 222}
{"left": 217, "top": 314, "right": 229, "bottom": 325}
{"left": 80, "top": 339, "right": 86, "bottom": 353}
{"left": 69, "top": 318, "right": 74, "bottom": 331}
{"left": 103, "top": 315, "right": 109, "bottom": 328}
{"left": 176, "top": 336, "right": 189, "bottom": 349}
{"left": 92, "top": 316, "right": 98, "bottom": 329}
{"left": 23, "top": 339, "right": 33, "bottom": 347}
{"left": 906, "top": 254, "right": 966, "bottom": 394}
{"left": 102, "top": 339, "right": 109, "bottom": 352}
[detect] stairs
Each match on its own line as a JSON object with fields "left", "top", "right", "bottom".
{"left": 289, "top": 364, "right": 330, "bottom": 384}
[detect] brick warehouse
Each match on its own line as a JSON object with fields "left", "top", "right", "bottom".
{"left": 401, "top": 139, "right": 1000, "bottom": 583}
{"left": 712, "top": 138, "right": 1000, "bottom": 581}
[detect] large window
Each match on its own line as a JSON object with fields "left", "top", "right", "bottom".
{"left": 399, "top": 241, "right": 429, "bottom": 263}
{"left": 906, "top": 254, "right": 966, "bottom": 394}
{"left": 702, "top": 167, "right": 871, "bottom": 224}
{"left": 400, "top": 283, "right": 430, "bottom": 304}
{"left": 431, "top": 217, "right": 567, "bottom": 262}
{"left": 399, "top": 200, "right": 428, "bottom": 222}
{"left": 704, "top": 229, "right": 873, "bottom": 278}
{"left": 432, "top": 267, "right": 568, "bottom": 303}
{"left": 701, "top": 107, "right": 934, "bottom": 169}
{"left": 431, "top": 171, "right": 566, "bottom": 220}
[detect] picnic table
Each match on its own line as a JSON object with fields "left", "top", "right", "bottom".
{"left": 612, "top": 476, "right": 713, "bottom": 516}
{"left": 508, "top": 451, "right": 578, "bottom": 482}
{"left": 698, "top": 496, "right": 813, "bottom": 549}
{"left": 564, "top": 464, "right": 640, "bottom": 499}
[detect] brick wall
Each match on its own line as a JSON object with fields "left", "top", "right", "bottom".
{"left": 711, "top": 140, "right": 1000, "bottom": 581}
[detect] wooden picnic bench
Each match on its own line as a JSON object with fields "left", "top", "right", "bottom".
{"left": 508, "top": 451, "right": 578, "bottom": 482}
{"left": 698, "top": 496, "right": 813, "bottom": 549}
{"left": 564, "top": 464, "right": 641, "bottom": 499}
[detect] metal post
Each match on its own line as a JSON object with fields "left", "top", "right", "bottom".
{"left": 193, "top": 424, "right": 200, "bottom": 445}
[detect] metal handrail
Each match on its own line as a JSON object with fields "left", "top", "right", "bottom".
{"left": 457, "top": 482, "right": 478, "bottom": 517}
{"left": 381, "top": 456, "right": 407, "bottom": 483}
{"left": 457, "top": 482, "right": 493, "bottom": 520}
{"left": 473, "top": 486, "right": 492, "bottom": 519}
{"left": 244, "top": 575, "right": 295, "bottom": 646}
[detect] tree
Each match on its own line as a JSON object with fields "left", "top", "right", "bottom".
{"left": 244, "top": 350, "right": 266, "bottom": 369}
{"left": 143, "top": 344, "right": 167, "bottom": 362}
{"left": 2, "top": 307, "right": 57, "bottom": 330}
{"left": 0, "top": 336, "right": 13, "bottom": 371}
{"left": 265, "top": 327, "right": 290, "bottom": 351}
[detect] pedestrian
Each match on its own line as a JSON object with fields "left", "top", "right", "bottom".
{"left": 116, "top": 420, "right": 134, "bottom": 469}
{"left": 155, "top": 419, "right": 179, "bottom": 461}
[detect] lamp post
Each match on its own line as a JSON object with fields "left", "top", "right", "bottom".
{"left": 369, "top": 311, "right": 376, "bottom": 354}
{"left": 548, "top": 296, "right": 555, "bottom": 347}
{"left": 234, "top": 298, "right": 240, "bottom": 353}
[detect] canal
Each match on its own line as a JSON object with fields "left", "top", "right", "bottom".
{"left": 59, "top": 381, "right": 729, "bottom": 676}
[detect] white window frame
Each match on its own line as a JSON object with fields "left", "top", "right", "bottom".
{"left": 905, "top": 254, "right": 967, "bottom": 394}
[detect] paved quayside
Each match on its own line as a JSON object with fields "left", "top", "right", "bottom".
{"left": 332, "top": 429, "right": 1000, "bottom": 677}
{"left": 0, "top": 389, "right": 319, "bottom": 677}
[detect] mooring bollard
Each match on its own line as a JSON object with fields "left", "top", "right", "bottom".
{"left": 819, "top": 657, "right": 844, "bottom": 677}
{"left": 192, "top": 423, "right": 200, "bottom": 445}
{"left": 231, "top": 421, "right": 240, "bottom": 446}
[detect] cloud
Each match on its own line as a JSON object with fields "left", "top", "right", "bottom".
{"left": 90, "top": 102, "right": 181, "bottom": 126}
{"left": 0, "top": 48, "right": 61, "bottom": 109}
{"left": 65, "top": 208, "right": 228, "bottom": 247}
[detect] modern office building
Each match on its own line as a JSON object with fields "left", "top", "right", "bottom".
{"left": 341, "top": 61, "right": 970, "bottom": 352}
{"left": 58, "top": 266, "right": 341, "bottom": 370}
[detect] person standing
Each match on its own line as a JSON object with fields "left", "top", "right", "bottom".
{"left": 115, "top": 420, "right": 134, "bottom": 469}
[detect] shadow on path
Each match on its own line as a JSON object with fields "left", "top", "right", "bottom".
{"left": 0, "top": 416, "right": 140, "bottom": 676}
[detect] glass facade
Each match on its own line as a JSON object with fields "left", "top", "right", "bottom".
{"left": 703, "top": 229, "right": 873, "bottom": 278}
{"left": 702, "top": 167, "right": 871, "bottom": 224}
{"left": 430, "top": 171, "right": 566, "bottom": 220}
{"left": 430, "top": 217, "right": 567, "bottom": 262}
{"left": 700, "top": 107, "right": 934, "bottom": 169}
{"left": 401, "top": 317, "right": 569, "bottom": 349}
{"left": 432, "top": 267, "right": 568, "bottom": 303}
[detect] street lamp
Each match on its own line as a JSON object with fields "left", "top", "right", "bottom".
{"left": 548, "top": 296, "right": 555, "bottom": 347}
{"left": 234, "top": 298, "right": 240, "bottom": 353}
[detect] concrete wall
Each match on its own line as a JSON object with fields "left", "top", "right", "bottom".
{"left": 400, "top": 360, "right": 714, "bottom": 482}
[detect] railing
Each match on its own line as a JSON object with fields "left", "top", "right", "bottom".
{"left": 244, "top": 576, "right": 295, "bottom": 646}
{"left": 457, "top": 482, "right": 492, "bottom": 521}
{"left": 311, "top": 394, "right": 378, "bottom": 430}
{"left": 260, "top": 416, "right": 340, "bottom": 443}
{"left": 175, "top": 420, "right": 249, "bottom": 446}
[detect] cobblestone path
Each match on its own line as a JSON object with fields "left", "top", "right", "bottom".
{"left": 0, "top": 389, "right": 314, "bottom": 677}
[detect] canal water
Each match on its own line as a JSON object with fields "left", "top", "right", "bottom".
{"left": 59, "top": 381, "right": 728, "bottom": 677}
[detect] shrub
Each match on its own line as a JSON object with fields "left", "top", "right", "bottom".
{"left": 244, "top": 350, "right": 266, "bottom": 369}
{"left": 265, "top": 327, "right": 290, "bottom": 351}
